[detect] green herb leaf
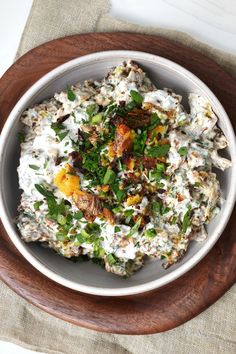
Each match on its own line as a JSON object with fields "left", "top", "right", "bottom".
{"left": 33, "top": 201, "right": 43, "bottom": 210}
{"left": 103, "top": 168, "right": 116, "bottom": 185}
{"left": 43, "top": 158, "right": 49, "bottom": 169}
{"left": 125, "top": 101, "right": 137, "bottom": 112}
{"left": 85, "top": 222, "right": 101, "bottom": 235}
{"left": 67, "top": 87, "right": 76, "bottom": 101}
{"left": 117, "top": 159, "right": 125, "bottom": 171}
{"left": 35, "top": 184, "right": 54, "bottom": 198}
{"left": 35, "top": 184, "right": 66, "bottom": 221}
{"left": 171, "top": 216, "right": 177, "bottom": 225}
{"left": 111, "top": 183, "right": 125, "bottom": 202}
{"left": 146, "top": 144, "right": 170, "bottom": 158}
{"left": 151, "top": 200, "right": 170, "bottom": 216}
{"left": 124, "top": 209, "right": 134, "bottom": 224}
{"left": 51, "top": 122, "right": 63, "bottom": 134}
{"left": 156, "top": 163, "right": 165, "bottom": 173}
{"left": 133, "top": 130, "right": 147, "bottom": 156}
{"left": 178, "top": 146, "right": 188, "bottom": 156}
{"left": 86, "top": 104, "right": 99, "bottom": 118}
{"left": 182, "top": 207, "right": 192, "bottom": 233}
{"left": 47, "top": 196, "right": 62, "bottom": 219}
{"left": 127, "top": 218, "right": 142, "bottom": 237}
{"left": 162, "top": 207, "right": 170, "bottom": 215}
{"left": 66, "top": 213, "right": 73, "bottom": 223}
{"left": 112, "top": 206, "right": 121, "bottom": 213}
{"left": 76, "top": 234, "right": 86, "bottom": 244}
{"left": 57, "top": 130, "right": 69, "bottom": 141}
{"left": 17, "top": 131, "right": 25, "bottom": 143}
{"left": 147, "top": 113, "right": 161, "bottom": 130}
{"left": 91, "top": 113, "right": 103, "bottom": 124}
{"left": 81, "top": 229, "right": 91, "bottom": 239}
{"left": 178, "top": 119, "right": 188, "bottom": 127}
{"left": 93, "top": 241, "right": 105, "bottom": 258}
{"left": 151, "top": 201, "right": 162, "bottom": 214}
{"left": 106, "top": 253, "right": 117, "bottom": 265}
{"left": 29, "top": 164, "right": 40, "bottom": 170}
{"left": 74, "top": 211, "right": 83, "bottom": 220}
{"left": 51, "top": 122, "right": 68, "bottom": 141}
{"left": 144, "top": 228, "right": 157, "bottom": 238}
{"left": 130, "top": 90, "right": 143, "bottom": 106}
{"left": 114, "top": 226, "right": 121, "bottom": 233}
{"left": 57, "top": 214, "right": 67, "bottom": 225}
{"left": 81, "top": 144, "right": 107, "bottom": 186}
{"left": 149, "top": 163, "right": 165, "bottom": 182}
{"left": 103, "top": 102, "right": 117, "bottom": 117}
{"left": 56, "top": 232, "right": 67, "bottom": 241}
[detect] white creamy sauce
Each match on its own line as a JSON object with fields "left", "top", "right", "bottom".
{"left": 16, "top": 60, "right": 231, "bottom": 276}
{"left": 144, "top": 90, "right": 180, "bottom": 110}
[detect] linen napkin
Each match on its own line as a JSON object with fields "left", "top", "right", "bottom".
{"left": 1, "top": 1, "right": 235, "bottom": 353}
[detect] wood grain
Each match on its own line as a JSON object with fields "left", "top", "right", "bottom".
{"left": 0, "top": 33, "right": 235, "bottom": 334}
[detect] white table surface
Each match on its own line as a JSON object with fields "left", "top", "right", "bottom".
{"left": 0, "top": 0, "right": 235, "bottom": 353}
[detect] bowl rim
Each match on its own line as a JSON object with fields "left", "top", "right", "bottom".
{"left": 0, "top": 50, "right": 236, "bottom": 296}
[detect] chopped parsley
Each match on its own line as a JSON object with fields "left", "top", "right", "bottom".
{"left": 106, "top": 253, "right": 117, "bottom": 265}
{"left": 133, "top": 130, "right": 147, "bottom": 156}
{"left": 146, "top": 144, "right": 170, "bottom": 158}
{"left": 111, "top": 183, "right": 125, "bottom": 202}
{"left": 17, "top": 131, "right": 25, "bottom": 143}
{"left": 148, "top": 113, "right": 161, "bottom": 130}
{"left": 35, "top": 184, "right": 55, "bottom": 198}
{"left": 151, "top": 201, "right": 162, "bottom": 214}
{"left": 74, "top": 211, "right": 83, "bottom": 220}
{"left": 103, "top": 168, "right": 116, "bottom": 185}
{"left": 33, "top": 201, "right": 43, "bottom": 210}
{"left": 124, "top": 209, "right": 134, "bottom": 224}
{"left": 35, "top": 184, "right": 68, "bottom": 222}
{"left": 125, "top": 100, "right": 137, "bottom": 112}
{"left": 91, "top": 113, "right": 103, "bottom": 124}
{"left": 29, "top": 164, "right": 40, "bottom": 170}
{"left": 57, "top": 214, "right": 67, "bottom": 225}
{"left": 178, "top": 146, "right": 188, "bottom": 156}
{"left": 85, "top": 222, "right": 101, "bottom": 235}
{"left": 76, "top": 233, "right": 86, "bottom": 244}
{"left": 127, "top": 218, "right": 142, "bottom": 237}
{"left": 151, "top": 201, "right": 170, "bottom": 216}
{"left": 130, "top": 90, "right": 143, "bottom": 106}
{"left": 114, "top": 226, "right": 121, "bottom": 233}
{"left": 182, "top": 207, "right": 192, "bottom": 233}
{"left": 67, "top": 87, "right": 76, "bottom": 101}
{"left": 86, "top": 104, "right": 99, "bottom": 118}
{"left": 144, "top": 228, "right": 157, "bottom": 238}
{"left": 51, "top": 122, "right": 68, "bottom": 141}
{"left": 149, "top": 163, "right": 165, "bottom": 182}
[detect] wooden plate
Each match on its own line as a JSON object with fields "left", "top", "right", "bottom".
{"left": 0, "top": 33, "right": 235, "bottom": 334}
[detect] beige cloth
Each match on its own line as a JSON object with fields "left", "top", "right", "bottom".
{"left": 1, "top": 1, "right": 236, "bottom": 353}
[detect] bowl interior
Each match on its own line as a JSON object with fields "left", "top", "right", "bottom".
{"left": 0, "top": 52, "right": 234, "bottom": 294}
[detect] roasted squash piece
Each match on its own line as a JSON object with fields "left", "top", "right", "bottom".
{"left": 126, "top": 194, "right": 142, "bottom": 206}
{"left": 103, "top": 207, "right": 115, "bottom": 225}
{"left": 54, "top": 164, "right": 80, "bottom": 197}
{"left": 115, "top": 124, "right": 133, "bottom": 157}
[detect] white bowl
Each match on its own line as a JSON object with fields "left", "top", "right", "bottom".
{"left": 0, "top": 50, "right": 235, "bottom": 296}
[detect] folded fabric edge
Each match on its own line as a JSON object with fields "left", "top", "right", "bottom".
{"left": 96, "top": 14, "right": 236, "bottom": 80}
{"left": 0, "top": 336, "right": 60, "bottom": 354}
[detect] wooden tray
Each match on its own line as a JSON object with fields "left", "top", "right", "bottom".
{"left": 0, "top": 33, "right": 235, "bottom": 335}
